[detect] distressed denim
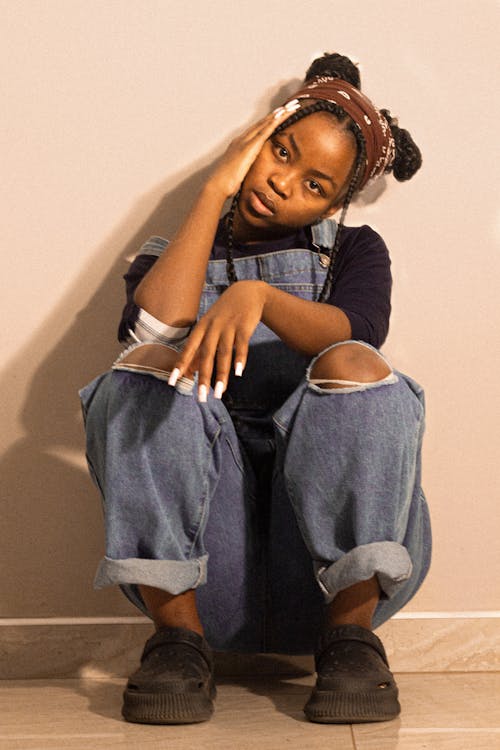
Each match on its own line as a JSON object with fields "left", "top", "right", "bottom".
{"left": 79, "top": 221, "right": 431, "bottom": 652}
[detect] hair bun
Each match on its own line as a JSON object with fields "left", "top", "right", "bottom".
{"left": 305, "top": 52, "right": 361, "bottom": 90}
{"left": 381, "top": 109, "right": 422, "bottom": 181}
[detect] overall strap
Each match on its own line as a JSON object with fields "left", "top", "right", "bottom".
{"left": 311, "top": 218, "right": 338, "bottom": 252}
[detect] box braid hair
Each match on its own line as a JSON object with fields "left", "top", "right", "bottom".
{"left": 224, "top": 53, "right": 422, "bottom": 303}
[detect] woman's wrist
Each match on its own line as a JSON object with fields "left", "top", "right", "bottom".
{"left": 203, "top": 173, "right": 235, "bottom": 204}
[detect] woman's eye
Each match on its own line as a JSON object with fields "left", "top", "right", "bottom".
{"left": 308, "top": 180, "right": 322, "bottom": 194}
{"left": 274, "top": 143, "right": 288, "bottom": 160}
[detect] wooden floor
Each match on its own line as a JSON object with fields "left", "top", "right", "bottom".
{"left": 1, "top": 673, "right": 499, "bottom": 749}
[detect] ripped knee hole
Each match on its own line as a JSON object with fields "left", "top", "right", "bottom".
{"left": 115, "top": 342, "right": 179, "bottom": 375}
{"left": 309, "top": 343, "right": 392, "bottom": 390}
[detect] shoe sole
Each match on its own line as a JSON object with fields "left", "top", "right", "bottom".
{"left": 304, "top": 687, "right": 400, "bottom": 724}
{"left": 122, "top": 686, "right": 215, "bottom": 724}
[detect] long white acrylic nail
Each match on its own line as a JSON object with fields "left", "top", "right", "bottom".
{"left": 285, "top": 98, "right": 300, "bottom": 109}
{"left": 235, "top": 362, "right": 244, "bottom": 377}
{"left": 273, "top": 107, "right": 286, "bottom": 119}
{"left": 168, "top": 368, "right": 180, "bottom": 386}
{"left": 198, "top": 384, "right": 208, "bottom": 403}
{"left": 214, "top": 381, "right": 225, "bottom": 399}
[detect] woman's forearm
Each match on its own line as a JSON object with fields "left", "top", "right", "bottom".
{"left": 261, "top": 284, "right": 352, "bottom": 356}
{"left": 134, "top": 181, "right": 227, "bottom": 327}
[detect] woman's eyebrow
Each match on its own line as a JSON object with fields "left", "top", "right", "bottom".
{"left": 310, "top": 167, "right": 338, "bottom": 189}
{"left": 287, "top": 133, "right": 338, "bottom": 189}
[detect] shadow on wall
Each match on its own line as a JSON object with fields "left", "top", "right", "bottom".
{"left": 0, "top": 80, "right": 386, "bottom": 617}
{"left": 0, "top": 159, "right": 219, "bottom": 617}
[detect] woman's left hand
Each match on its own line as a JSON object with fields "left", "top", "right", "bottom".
{"left": 168, "top": 280, "right": 268, "bottom": 401}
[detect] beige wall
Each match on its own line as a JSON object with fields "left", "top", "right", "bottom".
{"left": 1, "top": 0, "right": 499, "bottom": 618}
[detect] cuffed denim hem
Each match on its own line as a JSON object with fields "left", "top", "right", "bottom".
{"left": 314, "top": 542, "right": 413, "bottom": 603}
{"left": 93, "top": 554, "right": 208, "bottom": 595}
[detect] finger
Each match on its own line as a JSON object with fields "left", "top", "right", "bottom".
{"left": 213, "top": 330, "right": 236, "bottom": 399}
{"left": 168, "top": 323, "right": 206, "bottom": 386}
{"left": 233, "top": 330, "right": 250, "bottom": 378}
{"left": 241, "top": 99, "right": 301, "bottom": 141}
{"left": 271, "top": 98, "right": 301, "bottom": 121}
{"left": 183, "top": 351, "right": 199, "bottom": 382}
{"left": 196, "top": 327, "right": 222, "bottom": 401}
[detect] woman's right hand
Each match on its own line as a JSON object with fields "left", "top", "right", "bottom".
{"left": 133, "top": 100, "right": 300, "bottom": 329}
{"left": 207, "top": 100, "right": 300, "bottom": 199}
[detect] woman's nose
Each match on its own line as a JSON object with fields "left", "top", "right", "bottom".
{"left": 268, "top": 171, "right": 290, "bottom": 199}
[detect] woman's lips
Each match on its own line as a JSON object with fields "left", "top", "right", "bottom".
{"left": 248, "top": 190, "right": 276, "bottom": 216}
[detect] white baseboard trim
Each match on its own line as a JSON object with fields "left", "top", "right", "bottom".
{"left": 393, "top": 611, "right": 500, "bottom": 619}
{"left": 1, "top": 614, "right": 498, "bottom": 679}
{"left": 1, "top": 611, "right": 499, "bottom": 626}
{"left": 0, "top": 617, "right": 150, "bottom": 626}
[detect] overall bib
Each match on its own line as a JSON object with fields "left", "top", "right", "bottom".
{"left": 79, "top": 220, "right": 432, "bottom": 653}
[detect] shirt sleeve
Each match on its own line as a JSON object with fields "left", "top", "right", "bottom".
{"left": 328, "top": 225, "right": 392, "bottom": 349}
{"left": 117, "top": 236, "right": 191, "bottom": 346}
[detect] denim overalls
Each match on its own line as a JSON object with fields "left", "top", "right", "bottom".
{"left": 79, "top": 219, "right": 431, "bottom": 653}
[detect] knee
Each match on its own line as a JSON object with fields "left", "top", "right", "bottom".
{"left": 309, "top": 342, "right": 392, "bottom": 389}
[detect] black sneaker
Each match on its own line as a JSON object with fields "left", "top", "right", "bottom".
{"left": 122, "top": 626, "right": 216, "bottom": 724}
{"left": 304, "top": 624, "right": 400, "bottom": 723}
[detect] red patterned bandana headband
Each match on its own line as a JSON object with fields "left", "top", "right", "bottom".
{"left": 287, "top": 76, "right": 396, "bottom": 190}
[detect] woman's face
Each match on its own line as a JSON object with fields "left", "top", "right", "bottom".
{"left": 234, "top": 111, "right": 357, "bottom": 242}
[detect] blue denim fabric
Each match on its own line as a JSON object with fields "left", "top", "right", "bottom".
{"left": 79, "top": 221, "right": 431, "bottom": 653}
